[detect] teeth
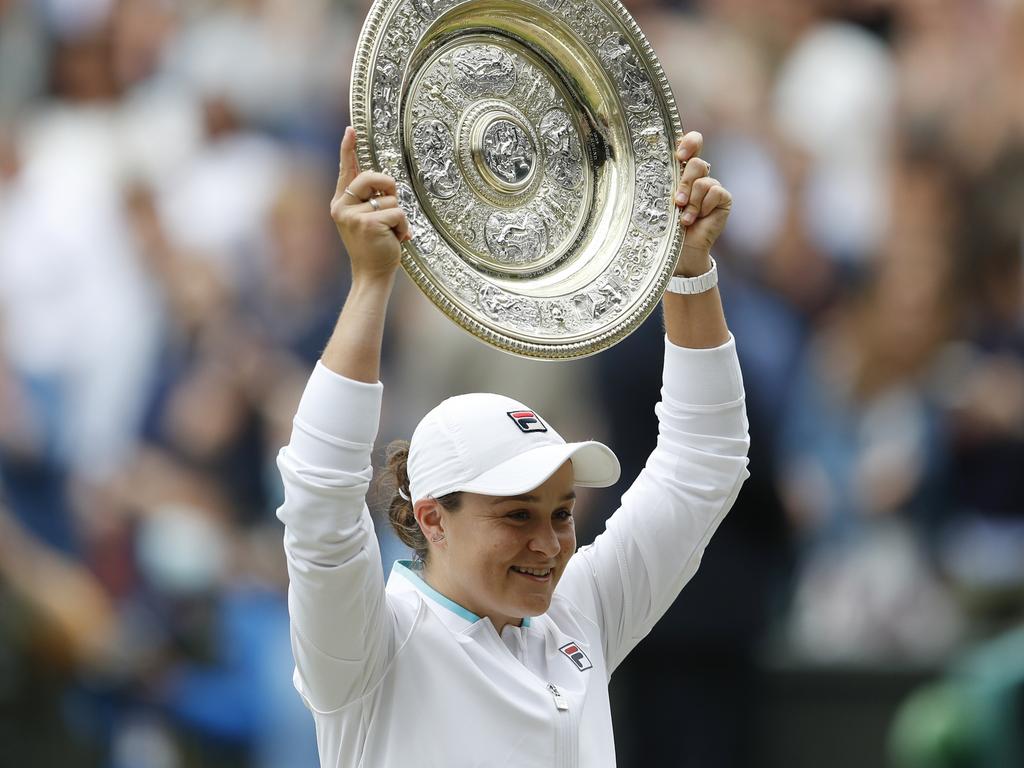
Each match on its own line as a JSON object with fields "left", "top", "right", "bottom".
{"left": 512, "top": 566, "right": 551, "bottom": 577}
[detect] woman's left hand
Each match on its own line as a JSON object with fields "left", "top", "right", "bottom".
{"left": 673, "top": 131, "right": 731, "bottom": 275}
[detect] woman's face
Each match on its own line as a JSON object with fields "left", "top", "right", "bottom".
{"left": 430, "top": 461, "right": 577, "bottom": 631}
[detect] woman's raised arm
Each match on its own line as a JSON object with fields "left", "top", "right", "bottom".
{"left": 275, "top": 128, "right": 410, "bottom": 713}
{"left": 320, "top": 126, "right": 409, "bottom": 383}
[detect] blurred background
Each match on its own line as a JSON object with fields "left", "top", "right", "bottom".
{"left": 0, "top": 0, "right": 1021, "bottom": 766}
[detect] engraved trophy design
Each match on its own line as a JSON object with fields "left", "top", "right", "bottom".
{"left": 351, "top": 0, "right": 683, "bottom": 359}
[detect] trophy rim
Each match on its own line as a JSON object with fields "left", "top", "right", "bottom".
{"left": 350, "top": 0, "right": 683, "bottom": 360}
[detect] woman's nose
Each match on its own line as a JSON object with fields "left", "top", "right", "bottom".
{"left": 528, "top": 523, "right": 561, "bottom": 557}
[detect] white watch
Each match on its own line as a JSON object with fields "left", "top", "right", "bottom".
{"left": 666, "top": 256, "right": 718, "bottom": 295}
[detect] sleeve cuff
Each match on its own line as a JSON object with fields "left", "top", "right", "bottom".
{"left": 662, "top": 333, "right": 745, "bottom": 406}
{"left": 294, "top": 361, "right": 385, "bottom": 446}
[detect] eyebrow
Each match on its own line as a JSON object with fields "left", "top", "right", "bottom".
{"left": 491, "top": 491, "right": 576, "bottom": 506}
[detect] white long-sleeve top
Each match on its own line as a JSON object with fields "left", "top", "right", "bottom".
{"left": 277, "top": 335, "right": 750, "bottom": 768}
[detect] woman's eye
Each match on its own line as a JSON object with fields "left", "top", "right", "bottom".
{"left": 507, "top": 510, "right": 530, "bottom": 521}
{"left": 554, "top": 508, "right": 573, "bottom": 521}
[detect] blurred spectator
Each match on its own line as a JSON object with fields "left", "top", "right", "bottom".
{"left": 166, "top": 0, "right": 355, "bottom": 150}
{"left": 0, "top": 22, "right": 161, "bottom": 558}
{"left": 777, "top": 137, "right": 967, "bottom": 662}
{"left": 0, "top": 0, "right": 48, "bottom": 122}
{"left": 154, "top": 93, "right": 286, "bottom": 283}
{"left": 0, "top": 500, "right": 114, "bottom": 765}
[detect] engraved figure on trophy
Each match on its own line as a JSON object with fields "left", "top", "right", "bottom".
{"left": 635, "top": 159, "right": 671, "bottom": 235}
{"left": 483, "top": 121, "right": 535, "bottom": 186}
{"left": 413, "top": 119, "right": 462, "bottom": 199}
{"left": 542, "top": 300, "right": 577, "bottom": 333}
{"left": 411, "top": 0, "right": 448, "bottom": 22}
{"left": 531, "top": 185, "right": 581, "bottom": 246}
{"left": 522, "top": 70, "right": 557, "bottom": 111}
{"left": 452, "top": 201, "right": 479, "bottom": 243}
{"left": 573, "top": 278, "right": 627, "bottom": 322}
{"left": 637, "top": 194, "right": 669, "bottom": 235}
{"left": 598, "top": 35, "right": 656, "bottom": 114}
{"left": 452, "top": 46, "right": 517, "bottom": 99}
{"left": 383, "top": 1, "right": 424, "bottom": 57}
{"left": 539, "top": 109, "right": 583, "bottom": 189}
{"left": 422, "top": 67, "right": 465, "bottom": 119}
{"left": 397, "top": 183, "right": 439, "bottom": 254}
{"left": 634, "top": 123, "right": 670, "bottom": 156}
{"left": 477, "top": 284, "right": 536, "bottom": 328}
{"left": 567, "top": 2, "right": 608, "bottom": 46}
{"left": 484, "top": 210, "right": 547, "bottom": 265}
{"left": 618, "top": 234, "right": 657, "bottom": 285}
{"left": 372, "top": 59, "right": 401, "bottom": 134}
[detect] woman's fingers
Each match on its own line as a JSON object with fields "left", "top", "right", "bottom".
{"left": 337, "top": 127, "right": 360, "bottom": 194}
{"left": 699, "top": 181, "right": 731, "bottom": 218}
{"left": 334, "top": 129, "right": 398, "bottom": 206}
{"left": 343, "top": 204, "right": 410, "bottom": 242}
{"left": 343, "top": 172, "right": 398, "bottom": 203}
{"left": 674, "top": 131, "right": 710, "bottom": 216}
{"left": 371, "top": 207, "right": 412, "bottom": 242}
{"left": 676, "top": 131, "right": 704, "bottom": 164}
{"left": 675, "top": 157, "right": 711, "bottom": 208}
{"left": 681, "top": 176, "right": 718, "bottom": 226}
{"left": 331, "top": 173, "right": 400, "bottom": 224}
{"left": 355, "top": 195, "right": 398, "bottom": 214}
{"left": 673, "top": 130, "right": 713, "bottom": 226}
{"left": 675, "top": 131, "right": 705, "bottom": 202}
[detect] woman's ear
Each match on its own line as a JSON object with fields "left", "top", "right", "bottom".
{"left": 414, "top": 499, "right": 446, "bottom": 547}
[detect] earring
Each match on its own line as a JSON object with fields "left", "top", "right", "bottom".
{"left": 430, "top": 532, "right": 446, "bottom": 543}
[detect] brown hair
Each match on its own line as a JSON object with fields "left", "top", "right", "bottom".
{"left": 381, "top": 440, "right": 462, "bottom": 562}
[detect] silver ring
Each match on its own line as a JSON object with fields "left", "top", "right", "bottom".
{"left": 368, "top": 197, "right": 381, "bottom": 211}
{"left": 343, "top": 187, "right": 361, "bottom": 201}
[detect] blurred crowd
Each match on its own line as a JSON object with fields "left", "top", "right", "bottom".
{"left": 0, "top": 0, "right": 1021, "bottom": 766}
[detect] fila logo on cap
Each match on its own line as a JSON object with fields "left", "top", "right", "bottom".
{"left": 559, "top": 641, "right": 592, "bottom": 672}
{"left": 507, "top": 410, "right": 548, "bottom": 433}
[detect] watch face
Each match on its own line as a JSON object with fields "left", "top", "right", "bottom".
{"left": 351, "top": 0, "right": 683, "bottom": 359}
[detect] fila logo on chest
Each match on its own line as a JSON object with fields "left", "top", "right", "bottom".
{"left": 559, "top": 641, "right": 593, "bottom": 672}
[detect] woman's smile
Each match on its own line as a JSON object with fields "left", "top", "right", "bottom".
{"left": 510, "top": 565, "right": 554, "bottom": 581}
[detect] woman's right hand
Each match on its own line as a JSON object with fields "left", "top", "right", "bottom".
{"left": 330, "top": 126, "right": 410, "bottom": 286}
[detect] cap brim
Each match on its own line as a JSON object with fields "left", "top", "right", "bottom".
{"left": 453, "top": 441, "right": 620, "bottom": 498}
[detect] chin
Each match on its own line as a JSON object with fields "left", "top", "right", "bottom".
{"left": 517, "top": 593, "right": 553, "bottom": 617}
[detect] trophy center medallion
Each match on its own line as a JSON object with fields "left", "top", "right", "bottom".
{"left": 472, "top": 114, "right": 537, "bottom": 193}
{"left": 480, "top": 118, "right": 535, "bottom": 189}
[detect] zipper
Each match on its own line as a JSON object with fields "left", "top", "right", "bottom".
{"left": 547, "top": 682, "right": 569, "bottom": 711}
{"left": 547, "top": 682, "right": 576, "bottom": 766}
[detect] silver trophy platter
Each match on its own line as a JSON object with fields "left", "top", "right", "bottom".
{"left": 351, "top": 0, "right": 683, "bottom": 359}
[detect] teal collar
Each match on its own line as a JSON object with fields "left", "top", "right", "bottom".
{"left": 392, "top": 560, "right": 532, "bottom": 628}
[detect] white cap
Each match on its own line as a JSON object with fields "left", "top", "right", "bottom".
{"left": 407, "top": 393, "right": 620, "bottom": 504}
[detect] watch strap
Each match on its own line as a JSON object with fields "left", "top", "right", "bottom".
{"left": 666, "top": 256, "right": 718, "bottom": 295}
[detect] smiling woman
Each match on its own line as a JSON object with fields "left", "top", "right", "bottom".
{"left": 378, "top": 387, "right": 618, "bottom": 633}
{"left": 275, "top": 126, "right": 749, "bottom": 768}
{"left": 383, "top": 429, "right": 596, "bottom": 630}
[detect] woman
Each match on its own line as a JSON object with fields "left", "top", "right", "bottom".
{"left": 276, "top": 126, "right": 749, "bottom": 766}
